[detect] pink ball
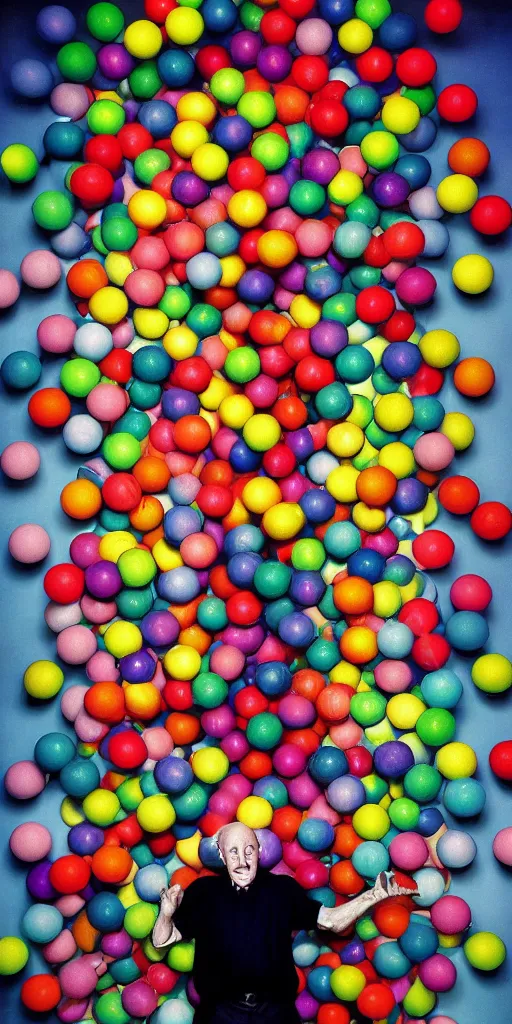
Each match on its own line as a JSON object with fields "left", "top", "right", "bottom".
{"left": 59, "top": 957, "right": 98, "bottom": 998}
{"left": 396, "top": 266, "right": 437, "bottom": 306}
{"left": 414, "top": 432, "right": 455, "bottom": 471}
{"left": 4, "top": 759, "right": 46, "bottom": 799}
{"left": 201, "top": 704, "right": 236, "bottom": 739}
{"left": 221, "top": 773, "right": 252, "bottom": 802}
{"left": 69, "top": 532, "right": 102, "bottom": 569}
{"left": 202, "top": 335, "right": 228, "bottom": 371}
{"left": 43, "top": 929, "right": 77, "bottom": 964}
{"left": 493, "top": 826, "right": 512, "bottom": 866}
{"left": 307, "top": 794, "right": 341, "bottom": 825}
{"left": 295, "top": 17, "right": 333, "bottom": 53}
{"left": 283, "top": 839, "right": 314, "bottom": 870}
{"left": 8, "top": 523, "right": 51, "bottom": 563}
{"left": 1, "top": 440, "right": 41, "bottom": 480}
{"left": 86, "top": 649, "right": 119, "bottom": 682}
{"left": 57, "top": 624, "right": 98, "bottom": 664}
{"left": 37, "top": 314, "right": 76, "bottom": 353}
{"left": 339, "top": 146, "right": 367, "bottom": 177}
{"left": 273, "top": 743, "right": 307, "bottom": 778}
{"left": 430, "top": 895, "right": 471, "bottom": 934}
{"left": 51, "top": 83, "right": 91, "bottom": 119}
{"left": 131, "top": 236, "right": 170, "bottom": 271}
{"left": 220, "top": 729, "right": 250, "bottom": 762}
{"left": 112, "top": 318, "right": 135, "bottom": 348}
{"left": 74, "top": 706, "right": 109, "bottom": 743}
{"left": 0, "top": 268, "right": 21, "bottom": 308}
{"left": 86, "top": 382, "right": 129, "bottom": 421}
{"left": 266, "top": 208, "right": 302, "bottom": 233}
{"left": 450, "top": 574, "right": 492, "bottom": 612}
{"left": 57, "top": 998, "right": 89, "bottom": 1023}
{"left": 45, "top": 601, "right": 82, "bottom": 633}
{"left": 429, "top": 1018, "right": 459, "bottom": 1024}
{"left": 389, "top": 832, "right": 429, "bottom": 871}
{"left": 329, "top": 718, "right": 363, "bottom": 750}
{"left": 180, "top": 532, "right": 218, "bottom": 569}
{"left": 245, "top": 374, "right": 279, "bottom": 408}
{"left": 121, "top": 979, "right": 158, "bottom": 1017}
{"left": 142, "top": 726, "right": 173, "bottom": 760}
{"left": 278, "top": 694, "right": 316, "bottom": 728}
{"left": 209, "top": 644, "right": 245, "bottom": 681}
{"left": 287, "top": 771, "right": 321, "bottom": 809}
{"left": 10, "top": 821, "right": 52, "bottom": 861}
{"left": 80, "top": 594, "right": 117, "bottom": 624}
{"left": 55, "top": 894, "right": 85, "bottom": 918}
{"left": 124, "top": 268, "right": 165, "bottom": 306}
{"left": 295, "top": 219, "right": 333, "bottom": 257}
{"left": 60, "top": 684, "right": 88, "bottom": 722}
{"left": 419, "top": 953, "right": 457, "bottom": 992}
{"left": 21, "top": 249, "right": 62, "bottom": 289}
{"left": 295, "top": 857, "right": 329, "bottom": 889}
{"left": 209, "top": 788, "right": 238, "bottom": 817}
{"left": 374, "top": 659, "right": 413, "bottom": 693}
{"left": 382, "top": 259, "right": 409, "bottom": 284}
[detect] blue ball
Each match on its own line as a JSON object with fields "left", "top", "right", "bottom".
{"left": 132, "top": 345, "right": 172, "bottom": 382}
{"left": 305, "top": 265, "right": 342, "bottom": 301}
{"left": 394, "top": 155, "right": 431, "bottom": 191}
{"left": 186, "top": 252, "right": 222, "bottom": 290}
{"left": 60, "top": 757, "right": 100, "bottom": 797}
{"left": 51, "top": 222, "right": 92, "bottom": 259}
{"left": 381, "top": 341, "right": 422, "bottom": 381}
{"left": 199, "top": 835, "right": 224, "bottom": 869}
{"left": 223, "top": 524, "right": 264, "bottom": 558}
{"left": 343, "top": 85, "right": 381, "bottom": 120}
{"left": 417, "top": 806, "right": 444, "bottom": 837}
{"left": 206, "top": 221, "right": 241, "bottom": 257}
{"left": 23, "top": 903, "right": 63, "bottom": 943}
{"left": 412, "top": 866, "right": 446, "bottom": 907}
{"left": 138, "top": 100, "right": 178, "bottom": 138}
{"left": 212, "top": 114, "right": 253, "bottom": 152}
{"left": 34, "top": 732, "right": 76, "bottom": 772}
{"left": 36, "top": 5, "right": 77, "bottom": 44}
{"left": 229, "top": 439, "right": 262, "bottom": 472}
{"left": 227, "top": 552, "right": 263, "bottom": 587}
{"left": 445, "top": 610, "right": 489, "bottom": 652}
{"left": 399, "top": 920, "right": 439, "bottom": 963}
{"left": 378, "top": 620, "right": 414, "bottom": 659}
{"left": 134, "top": 863, "right": 169, "bottom": 902}
{"left": 298, "top": 818, "right": 335, "bottom": 853}
{"left": 374, "top": 740, "right": 415, "bottom": 778}
{"left": 88, "top": 891, "right": 126, "bottom": 932}
{"left": 317, "top": 0, "right": 354, "bottom": 25}
{"left": 11, "top": 58, "right": 54, "bottom": 98}
{"left": 417, "top": 218, "right": 450, "bottom": 258}
{"left": 347, "top": 548, "right": 384, "bottom": 583}
{"left": 253, "top": 775, "right": 288, "bottom": 808}
{"left": 155, "top": 755, "right": 194, "bottom": 795}
{"left": 309, "top": 746, "right": 348, "bottom": 786}
{"left": 299, "top": 489, "right": 336, "bottom": 524}
{"left": 43, "top": 121, "right": 85, "bottom": 159}
{"left": 307, "top": 965, "right": 334, "bottom": 1002}
{"left": 378, "top": 12, "right": 417, "bottom": 51}
{"left": 420, "top": 668, "right": 463, "bottom": 708}
{"left": 436, "top": 829, "right": 477, "bottom": 869}
{"left": 255, "top": 662, "right": 292, "bottom": 698}
{"left": 157, "top": 49, "right": 195, "bottom": 88}
{"left": 68, "top": 822, "right": 104, "bottom": 856}
{"left": 397, "top": 116, "right": 437, "bottom": 153}
{"left": 63, "top": 414, "right": 104, "bottom": 454}
{"left": 443, "top": 777, "right": 486, "bottom": 818}
{"left": 278, "top": 611, "right": 316, "bottom": 647}
{"left": 392, "top": 477, "right": 429, "bottom": 516}
{"left": 1, "top": 350, "right": 41, "bottom": 390}
{"left": 157, "top": 566, "right": 200, "bottom": 603}
{"left": 412, "top": 396, "right": 445, "bottom": 432}
{"left": 202, "top": 0, "right": 239, "bottom": 32}
{"left": 352, "top": 840, "right": 390, "bottom": 878}
{"left": 164, "top": 506, "right": 202, "bottom": 546}
{"left": 340, "top": 937, "right": 366, "bottom": 964}
{"left": 238, "top": 269, "right": 275, "bottom": 305}
{"left": 289, "top": 570, "right": 326, "bottom": 608}
{"left": 373, "top": 940, "right": 412, "bottom": 979}
{"left": 382, "top": 553, "right": 416, "bottom": 586}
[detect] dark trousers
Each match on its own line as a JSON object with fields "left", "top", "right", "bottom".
{"left": 197, "top": 1000, "right": 300, "bottom": 1024}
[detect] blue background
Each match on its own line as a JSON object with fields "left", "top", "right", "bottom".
{"left": 0, "top": 0, "right": 511, "bottom": 1021}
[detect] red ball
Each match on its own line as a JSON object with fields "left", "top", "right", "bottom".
{"left": 382, "top": 310, "right": 416, "bottom": 342}
{"left": 407, "top": 362, "right": 444, "bottom": 396}
{"left": 279, "top": 0, "right": 315, "bottom": 19}
{"left": 108, "top": 729, "right": 148, "bottom": 770}
{"left": 425, "top": 0, "right": 463, "bottom": 33}
{"left": 163, "top": 679, "right": 193, "bottom": 711}
{"left": 437, "top": 83, "right": 478, "bottom": 122}
{"left": 239, "top": 228, "right": 265, "bottom": 264}
{"left": 226, "top": 590, "right": 263, "bottom": 627}
{"left": 260, "top": 345, "right": 295, "bottom": 379}
{"left": 292, "top": 55, "right": 329, "bottom": 93}
{"left": 355, "top": 285, "right": 395, "bottom": 324}
{"left": 102, "top": 472, "right": 142, "bottom": 512}
{"left": 398, "top": 597, "right": 439, "bottom": 635}
{"left": 438, "top": 474, "right": 480, "bottom": 515}
{"left": 118, "top": 123, "right": 154, "bottom": 160}
{"left": 99, "top": 349, "right": 133, "bottom": 383}
{"left": 450, "top": 574, "right": 492, "bottom": 612}
{"left": 28, "top": 387, "right": 72, "bottom": 428}
{"left": 144, "top": 0, "right": 175, "bottom": 22}
{"left": 69, "top": 163, "right": 114, "bottom": 208}
{"left": 489, "top": 740, "right": 512, "bottom": 782}
{"left": 355, "top": 47, "right": 394, "bottom": 84}
{"left": 228, "top": 156, "right": 266, "bottom": 192}
{"left": 263, "top": 443, "right": 297, "bottom": 479}
{"left": 22, "top": 974, "right": 61, "bottom": 1013}
{"left": 471, "top": 501, "right": 512, "bottom": 541}
{"left": 383, "top": 222, "right": 425, "bottom": 260}
{"left": 49, "top": 854, "right": 91, "bottom": 894}
{"left": 44, "top": 563, "right": 85, "bottom": 604}
{"left": 470, "top": 195, "right": 512, "bottom": 236}
{"left": 234, "top": 685, "right": 269, "bottom": 719}
{"left": 261, "top": 9, "right": 296, "bottom": 44}
{"left": 149, "top": 419, "right": 175, "bottom": 453}
{"left": 171, "top": 356, "right": 212, "bottom": 393}
{"left": 114, "top": 813, "right": 144, "bottom": 847}
{"left": 309, "top": 99, "right": 349, "bottom": 138}
{"left": 364, "top": 235, "right": 390, "bottom": 269}
{"left": 412, "top": 529, "right": 455, "bottom": 569}
{"left": 196, "top": 483, "right": 234, "bottom": 518}
{"left": 147, "top": 963, "right": 179, "bottom": 995}
{"left": 396, "top": 48, "right": 437, "bottom": 87}
{"left": 357, "top": 983, "right": 395, "bottom": 1020}
{"left": 195, "top": 45, "right": 230, "bottom": 80}
{"left": 412, "top": 632, "right": 451, "bottom": 670}
{"left": 148, "top": 831, "right": 176, "bottom": 857}
{"left": 294, "top": 355, "right": 335, "bottom": 392}
{"left": 345, "top": 745, "right": 373, "bottom": 777}
{"left": 84, "top": 134, "right": 123, "bottom": 173}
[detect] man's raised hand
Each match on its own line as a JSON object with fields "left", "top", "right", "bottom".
{"left": 159, "top": 883, "right": 184, "bottom": 918}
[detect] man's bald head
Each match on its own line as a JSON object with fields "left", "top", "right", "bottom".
{"left": 216, "top": 822, "right": 260, "bottom": 888}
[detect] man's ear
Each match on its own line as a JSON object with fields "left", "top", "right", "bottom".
{"left": 215, "top": 830, "right": 226, "bottom": 864}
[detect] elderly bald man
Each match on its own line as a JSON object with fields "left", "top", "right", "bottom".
{"left": 153, "top": 821, "right": 414, "bottom": 1024}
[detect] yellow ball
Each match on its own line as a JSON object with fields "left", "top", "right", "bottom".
{"left": 105, "top": 252, "right": 133, "bottom": 286}
{"left": 128, "top": 189, "right": 167, "bottom": 229}
{"left": 387, "top": 693, "right": 426, "bottom": 729}
{"left": 262, "top": 502, "right": 306, "bottom": 540}
{"left": 372, "top": 581, "right": 402, "bottom": 618}
{"left": 171, "top": 120, "right": 209, "bottom": 158}
{"left": 176, "top": 91, "right": 215, "bottom": 125}
{"left": 338, "top": 18, "right": 373, "bottom": 54}
{"left": 99, "top": 530, "right": 137, "bottom": 562}
{"left": 329, "top": 661, "right": 361, "bottom": 687}
{"left": 163, "top": 324, "right": 198, "bottom": 360}
{"left": 419, "top": 329, "right": 460, "bottom": 368}
{"left": 471, "top": 652, "right": 512, "bottom": 694}
{"left": 437, "top": 174, "right": 478, "bottom": 214}
{"left": 382, "top": 95, "right": 420, "bottom": 134}
{"left": 152, "top": 539, "right": 183, "bottom": 572}
{"left": 436, "top": 741, "right": 477, "bottom": 779}
{"left": 290, "top": 294, "right": 322, "bottom": 328}
{"left": 242, "top": 477, "right": 282, "bottom": 514}
{"left": 374, "top": 392, "right": 414, "bottom": 432}
{"left": 176, "top": 831, "right": 202, "bottom": 871}
{"left": 124, "top": 19, "right": 162, "bottom": 58}
{"left": 0, "top": 936, "right": 29, "bottom": 976}
{"left": 378, "top": 441, "right": 415, "bottom": 479}
{"left": 83, "top": 788, "right": 120, "bottom": 826}
{"left": 326, "top": 464, "right": 360, "bottom": 503}
{"left": 257, "top": 230, "right": 298, "bottom": 269}
{"left": 23, "top": 659, "right": 64, "bottom": 699}
{"left": 352, "top": 502, "right": 386, "bottom": 533}
{"left": 200, "top": 377, "right": 233, "bottom": 410}
{"left": 163, "top": 644, "right": 201, "bottom": 681}
{"left": 219, "top": 394, "right": 254, "bottom": 430}
{"left": 352, "top": 803, "right": 390, "bottom": 840}
{"left": 237, "top": 795, "right": 273, "bottom": 829}
{"left": 192, "top": 746, "right": 229, "bottom": 784}
{"left": 328, "top": 168, "right": 363, "bottom": 206}
{"left": 452, "top": 254, "right": 494, "bottom": 294}
{"left": 89, "top": 286, "right": 128, "bottom": 326}
{"left": 137, "top": 794, "right": 176, "bottom": 833}
{"left": 219, "top": 255, "right": 245, "bottom": 288}
{"left": 166, "top": 7, "right": 204, "bottom": 45}
{"left": 243, "top": 413, "right": 281, "bottom": 452}
{"left": 104, "top": 620, "right": 143, "bottom": 659}
{"left": 228, "top": 189, "right": 267, "bottom": 228}
{"left": 327, "top": 422, "right": 365, "bottom": 457}
{"left": 441, "top": 411, "right": 474, "bottom": 450}
{"left": 133, "top": 308, "right": 169, "bottom": 339}
{"left": 191, "top": 142, "right": 229, "bottom": 182}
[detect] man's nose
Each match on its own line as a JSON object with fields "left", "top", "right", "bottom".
{"left": 239, "top": 848, "right": 248, "bottom": 867}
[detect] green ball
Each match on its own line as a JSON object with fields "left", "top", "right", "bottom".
{"left": 356, "top": 916, "right": 380, "bottom": 940}
{"left": 1, "top": 143, "right": 38, "bottom": 183}
{"left": 172, "top": 783, "right": 208, "bottom": 821}
{"left": 102, "top": 431, "right": 141, "bottom": 470}
{"left": 250, "top": 132, "right": 289, "bottom": 171}
{"left": 102, "top": 202, "right": 130, "bottom": 223}
{"left": 110, "top": 957, "right": 140, "bottom": 984}
{"left": 210, "top": 67, "right": 245, "bottom": 104}
{"left": 116, "top": 586, "right": 154, "bottom": 620}
{"left": 361, "top": 130, "right": 399, "bottom": 169}
{"left": 0, "top": 936, "right": 29, "bottom": 976}
{"left": 315, "top": 382, "right": 353, "bottom": 420}
{"left": 117, "top": 776, "right": 144, "bottom": 811}
{"left": 322, "top": 291, "right": 357, "bottom": 325}
{"left": 372, "top": 364, "right": 400, "bottom": 395}
{"left": 101, "top": 216, "right": 138, "bottom": 251}
{"left": 318, "top": 586, "right": 342, "bottom": 621}
{"left": 100, "top": 510, "right": 130, "bottom": 531}
{"left": 345, "top": 121, "right": 373, "bottom": 146}
{"left": 159, "top": 285, "right": 191, "bottom": 320}
{"left": 168, "top": 940, "right": 195, "bottom": 973}
{"left": 365, "top": 419, "right": 398, "bottom": 449}
{"left": 118, "top": 548, "right": 156, "bottom": 587}
{"left": 86, "top": 2, "right": 125, "bottom": 41}
{"left": 336, "top": 346, "right": 375, "bottom": 384}
{"left": 291, "top": 537, "right": 325, "bottom": 571}
{"left": 464, "top": 931, "right": 506, "bottom": 971}
{"left": 362, "top": 773, "right": 389, "bottom": 804}
{"left": 388, "top": 796, "right": 420, "bottom": 830}
{"left": 416, "top": 708, "right": 456, "bottom": 747}
{"left": 186, "top": 303, "right": 222, "bottom": 339}
{"left": 307, "top": 637, "right": 341, "bottom": 672}
{"left": 402, "top": 85, "right": 436, "bottom": 115}
{"left": 129, "top": 61, "right": 162, "bottom": 100}
{"left": 254, "top": 560, "right": 292, "bottom": 600}
{"left": 239, "top": 0, "right": 263, "bottom": 30}
{"left": 349, "top": 265, "right": 381, "bottom": 290}
{"left": 87, "top": 99, "right": 126, "bottom": 135}
{"left": 246, "top": 712, "right": 283, "bottom": 751}
{"left": 32, "top": 190, "right": 74, "bottom": 231}
{"left": 349, "top": 394, "right": 374, "bottom": 429}
{"left": 355, "top": 0, "right": 392, "bottom": 28}
{"left": 404, "top": 764, "right": 443, "bottom": 802}
{"left": 60, "top": 358, "right": 101, "bottom": 398}
{"left": 57, "top": 41, "right": 97, "bottom": 83}
{"left": 350, "top": 690, "right": 387, "bottom": 727}
{"left": 193, "top": 672, "right": 228, "bottom": 709}
{"left": 127, "top": 379, "right": 161, "bottom": 410}
{"left": 115, "top": 409, "right": 151, "bottom": 440}
{"left": 287, "top": 122, "right": 314, "bottom": 160}
{"left": 94, "top": 990, "right": 131, "bottom": 1024}
{"left": 237, "top": 91, "right": 276, "bottom": 129}
{"left": 197, "top": 597, "right": 228, "bottom": 631}
{"left": 346, "top": 194, "right": 379, "bottom": 227}
{"left": 134, "top": 148, "right": 171, "bottom": 185}
{"left": 289, "top": 179, "right": 326, "bottom": 216}
{"left": 124, "top": 902, "right": 158, "bottom": 939}
{"left": 224, "top": 346, "right": 261, "bottom": 384}
{"left": 402, "top": 977, "right": 436, "bottom": 1018}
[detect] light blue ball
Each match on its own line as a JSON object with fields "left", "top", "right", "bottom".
{"left": 307, "top": 965, "right": 334, "bottom": 1001}
{"left": 399, "top": 920, "right": 439, "bottom": 962}
{"left": 326, "top": 775, "right": 366, "bottom": 813}
{"left": 1, "top": 350, "right": 41, "bottom": 390}
{"left": 324, "top": 520, "right": 361, "bottom": 559}
{"left": 309, "top": 746, "right": 348, "bottom": 786}
{"left": 87, "top": 891, "right": 125, "bottom": 932}
{"left": 206, "top": 222, "right": 240, "bottom": 257}
{"left": 436, "top": 829, "right": 477, "bottom": 869}
{"left": 63, "top": 414, "right": 104, "bottom": 454}
{"left": 445, "top": 611, "right": 489, "bottom": 652}
{"left": 157, "top": 566, "right": 200, "bottom": 604}
{"left": 298, "top": 818, "right": 335, "bottom": 853}
{"left": 394, "top": 154, "right": 431, "bottom": 191}
{"left": 443, "top": 777, "right": 486, "bottom": 818}
{"left": 377, "top": 619, "right": 414, "bottom": 658}
{"left": 412, "top": 866, "right": 445, "bottom": 907}
{"left": 334, "top": 221, "right": 372, "bottom": 259}
{"left": 420, "top": 668, "right": 463, "bottom": 709}
{"left": 134, "top": 863, "right": 168, "bottom": 902}
{"left": 306, "top": 450, "right": 339, "bottom": 484}
{"left": 34, "top": 732, "right": 76, "bottom": 772}
{"left": 43, "top": 120, "right": 85, "bottom": 159}
{"left": 23, "top": 903, "right": 63, "bottom": 943}
{"left": 51, "top": 222, "right": 92, "bottom": 259}
{"left": 11, "top": 58, "right": 54, "bottom": 98}
{"left": 152, "top": 999, "right": 195, "bottom": 1024}
{"left": 373, "top": 940, "right": 412, "bottom": 979}
{"left": 186, "top": 252, "right": 222, "bottom": 290}
{"left": 416, "top": 218, "right": 450, "bottom": 259}
{"left": 352, "top": 840, "right": 390, "bottom": 878}
{"left": 73, "top": 322, "right": 113, "bottom": 361}
{"left": 293, "top": 932, "right": 321, "bottom": 967}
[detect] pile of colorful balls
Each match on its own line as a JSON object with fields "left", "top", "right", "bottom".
{"left": 1, "top": 0, "right": 512, "bottom": 1021}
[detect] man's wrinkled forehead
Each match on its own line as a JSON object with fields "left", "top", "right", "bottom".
{"left": 216, "top": 822, "right": 259, "bottom": 855}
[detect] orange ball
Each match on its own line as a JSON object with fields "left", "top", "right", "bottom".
{"left": 333, "top": 823, "right": 364, "bottom": 858}
{"left": 84, "top": 680, "right": 126, "bottom": 723}
{"left": 132, "top": 456, "right": 171, "bottom": 493}
{"left": 21, "top": 974, "right": 61, "bottom": 1013}
{"left": 318, "top": 1005, "right": 351, "bottom": 1024}
{"left": 239, "top": 749, "right": 273, "bottom": 780}
{"left": 373, "top": 900, "right": 411, "bottom": 938}
{"left": 330, "top": 859, "right": 365, "bottom": 896}
{"left": 333, "top": 576, "right": 374, "bottom": 615}
{"left": 316, "top": 683, "right": 351, "bottom": 723}
{"left": 170, "top": 595, "right": 205, "bottom": 630}
{"left": 274, "top": 85, "right": 309, "bottom": 125}
{"left": 453, "top": 356, "right": 495, "bottom": 397}
{"left": 283, "top": 727, "right": 320, "bottom": 757}
{"left": 91, "top": 844, "right": 133, "bottom": 883}
{"left": 317, "top": 952, "right": 341, "bottom": 969}
{"left": 171, "top": 866, "right": 198, "bottom": 889}
{"left": 271, "top": 804, "right": 303, "bottom": 841}
{"left": 130, "top": 495, "right": 164, "bottom": 532}
{"left": 28, "top": 387, "right": 71, "bottom": 428}
{"left": 448, "top": 137, "right": 490, "bottom": 177}
{"left": 179, "top": 623, "right": 211, "bottom": 655}
{"left": 165, "top": 711, "right": 201, "bottom": 745}
{"left": 60, "top": 478, "right": 102, "bottom": 519}
{"left": 173, "top": 414, "right": 211, "bottom": 453}
{"left": 290, "top": 667, "right": 326, "bottom": 702}
{"left": 124, "top": 681, "right": 161, "bottom": 720}
{"left": 356, "top": 465, "right": 397, "bottom": 506}
{"left": 340, "top": 625, "right": 378, "bottom": 665}
{"left": 72, "top": 909, "right": 99, "bottom": 952}
{"left": 67, "top": 258, "right": 109, "bottom": 298}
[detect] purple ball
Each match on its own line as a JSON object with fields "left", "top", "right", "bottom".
{"left": 230, "top": 30, "right": 261, "bottom": 67}
{"left": 36, "top": 5, "right": 77, "bottom": 44}
{"left": 255, "top": 828, "right": 282, "bottom": 868}
{"left": 326, "top": 775, "right": 366, "bottom": 813}
{"left": 327, "top": 250, "right": 348, "bottom": 274}
{"left": 85, "top": 560, "right": 122, "bottom": 599}
{"left": 119, "top": 649, "right": 155, "bottom": 683}
{"left": 382, "top": 340, "right": 422, "bottom": 380}
{"left": 204, "top": 519, "right": 224, "bottom": 552}
{"left": 97, "top": 44, "right": 135, "bottom": 80}
{"left": 257, "top": 45, "right": 292, "bottom": 82}
{"left": 154, "top": 755, "right": 194, "bottom": 794}
{"left": 296, "top": 990, "right": 319, "bottom": 1022}
{"left": 238, "top": 269, "right": 275, "bottom": 304}
{"left": 111, "top": 177, "right": 125, "bottom": 203}
{"left": 68, "top": 822, "right": 105, "bottom": 856}
{"left": 171, "top": 171, "right": 209, "bottom": 206}
{"left": 222, "top": 622, "right": 264, "bottom": 654}
{"left": 340, "top": 937, "right": 366, "bottom": 964}
{"left": 310, "top": 320, "right": 348, "bottom": 357}
{"left": 162, "top": 387, "right": 199, "bottom": 420}
{"left": 164, "top": 505, "right": 201, "bottom": 545}
{"left": 285, "top": 428, "right": 315, "bottom": 461}
{"left": 101, "top": 928, "right": 133, "bottom": 959}
{"left": 279, "top": 262, "right": 307, "bottom": 293}
{"left": 278, "top": 611, "right": 315, "bottom": 647}
{"left": 392, "top": 477, "right": 429, "bottom": 515}
{"left": 302, "top": 148, "right": 340, "bottom": 185}
{"left": 281, "top": 158, "right": 301, "bottom": 188}
{"left": 396, "top": 266, "right": 437, "bottom": 306}
{"left": 140, "top": 610, "right": 180, "bottom": 648}
{"left": 263, "top": 175, "right": 290, "bottom": 208}
{"left": 372, "top": 172, "right": 411, "bottom": 208}
{"left": 289, "top": 570, "right": 326, "bottom": 607}
{"left": 70, "top": 533, "right": 101, "bottom": 569}
{"left": 374, "top": 740, "right": 415, "bottom": 779}
{"left": 26, "top": 860, "right": 58, "bottom": 901}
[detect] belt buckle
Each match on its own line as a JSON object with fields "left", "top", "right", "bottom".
{"left": 242, "top": 993, "right": 258, "bottom": 1008}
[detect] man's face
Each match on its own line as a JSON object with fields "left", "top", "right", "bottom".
{"left": 217, "top": 823, "right": 259, "bottom": 888}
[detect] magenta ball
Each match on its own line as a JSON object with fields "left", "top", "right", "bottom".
{"left": 201, "top": 705, "right": 236, "bottom": 739}
{"left": 278, "top": 693, "right": 316, "bottom": 728}
{"left": 101, "top": 928, "right": 133, "bottom": 959}
{"left": 287, "top": 772, "right": 321, "bottom": 809}
{"left": 272, "top": 743, "right": 307, "bottom": 778}
{"left": 220, "top": 729, "right": 250, "bottom": 762}
{"left": 396, "top": 266, "right": 437, "bottom": 306}
{"left": 70, "top": 532, "right": 101, "bottom": 569}
{"left": 430, "top": 895, "right": 471, "bottom": 934}
{"left": 389, "top": 832, "right": 429, "bottom": 871}
{"left": 221, "top": 773, "right": 252, "bottom": 802}
{"left": 10, "top": 821, "right": 52, "bottom": 861}
{"left": 51, "top": 83, "right": 91, "bottom": 119}
{"left": 208, "top": 788, "right": 237, "bottom": 817}
{"left": 0, "top": 268, "right": 21, "bottom": 308}
{"left": 37, "top": 313, "right": 76, "bottom": 353}
{"left": 8, "top": 523, "right": 51, "bottom": 563}
{"left": 4, "top": 759, "right": 46, "bottom": 799}
{"left": 1, "top": 440, "right": 41, "bottom": 480}
{"left": 60, "top": 684, "right": 88, "bottom": 722}
{"left": 56, "top": 624, "right": 98, "bottom": 664}
{"left": 414, "top": 432, "right": 455, "bottom": 471}
{"left": 209, "top": 644, "right": 245, "bottom": 680}
{"left": 493, "top": 826, "right": 512, "bottom": 866}
{"left": 59, "top": 957, "right": 98, "bottom": 998}
{"left": 374, "top": 659, "right": 413, "bottom": 694}
{"left": 86, "top": 382, "right": 129, "bottom": 421}
{"left": 21, "top": 249, "right": 62, "bottom": 289}
{"left": 81, "top": 595, "right": 117, "bottom": 624}
{"left": 295, "top": 18, "right": 333, "bottom": 54}
{"left": 419, "top": 953, "right": 457, "bottom": 992}
{"left": 122, "top": 979, "right": 158, "bottom": 1017}
{"left": 450, "top": 574, "right": 492, "bottom": 612}
{"left": 112, "top": 319, "right": 135, "bottom": 347}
